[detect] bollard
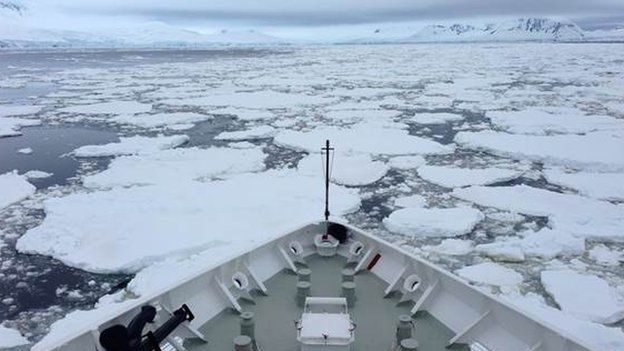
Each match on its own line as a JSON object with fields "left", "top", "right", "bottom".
{"left": 396, "top": 314, "right": 413, "bottom": 344}
{"left": 234, "top": 335, "right": 252, "bottom": 351}
{"left": 400, "top": 338, "right": 419, "bottom": 351}
{"left": 296, "top": 281, "right": 311, "bottom": 307}
{"left": 341, "top": 268, "right": 355, "bottom": 282}
{"left": 341, "top": 281, "right": 356, "bottom": 307}
{"left": 297, "top": 268, "right": 311, "bottom": 282}
{"left": 240, "top": 311, "right": 255, "bottom": 340}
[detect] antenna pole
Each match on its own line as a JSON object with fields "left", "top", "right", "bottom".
{"left": 322, "top": 139, "right": 334, "bottom": 221}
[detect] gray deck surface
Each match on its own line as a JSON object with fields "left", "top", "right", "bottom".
{"left": 185, "top": 254, "right": 469, "bottom": 351}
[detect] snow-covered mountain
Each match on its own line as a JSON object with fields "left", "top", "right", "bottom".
{"left": 404, "top": 18, "right": 585, "bottom": 43}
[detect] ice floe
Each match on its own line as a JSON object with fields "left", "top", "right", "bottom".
{"left": 162, "top": 90, "right": 334, "bottom": 109}
{"left": 503, "top": 292, "right": 624, "bottom": 350}
{"left": 0, "top": 117, "right": 41, "bottom": 137}
{"left": 455, "top": 262, "right": 523, "bottom": 287}
{"left": 383, "top": 207, "right": 483, "bottom": 237}
{"left": 275, "top": 123, "right": 454, "bottom": 156}
{"left": 73, "top": 135, "right": 189, "bottom": 157}
{"left": 215, "top": 125, "right": 276, "bottom": 141}
{"left": 541, "top": 270, "right": 624, "bottom": 324}
{"left": 544, "top": 169, "right": 624, "bottom": 201}
{"left": 17, "top": 147, "right": 33, "bottom": 154}
{"left": 17, "top": 170, "right": 360, "bottom": 273}
{"left": 487, "top": 108, "right": 624, "bottom": 135}
{"left": 59, "top": 101, "right": 152, "bottom": 115}
{"left": 83, "top": 147, "right": 265, "bottom": 189}
{"left": 387, "top": 155, "right": 426, "bottom": 170}
{"left": 211, "top": 107, "right": 274, "bottom": 121}
{"left": 453, "top": 185, "right": 624, "bottom": 240}
{"left": 410, "top": 112, "right": 463, "bottom": 124}
{"left": 0, "top": 105, "right": 42, "bottom": 117}
{"left": 111, "top": 112, "right": 212, "bottom": 129}
{"left": 588, "top": 244, "right": 623, "bottom": 266}
{"left": 24, "top": 170, "right": 53, "bottom": 179}
{"left": 0, "top": 171, "right": 36, "bottom": 210}
{"left": 297, "top": 153, "right": 389, "bottom": 186}
{"left": 0, "top": 325, "right": 29, "bottom": 348}
{"left": 455, "top": 131, "right": 624, "bottom": 172}
{"left": 417, "top": 165, "right": 522, "bottom": 188}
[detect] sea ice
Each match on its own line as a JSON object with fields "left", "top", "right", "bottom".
{"left": 73, "top": 135, "right": 189, "bottom": 157}
{"left": 297, "top": 153, "right": 389, "bottom": 186}
{"left": 455, "top": 262, "right": 523, "bottom": 287}
{"left": 504, "top": 292, "right": 624, "bottom": 350}
{"left": 24, "top": 170, "right": 53, "bottom": 179}
{"left": 275, "top": 122, "right": 454, "bottom": 156}
{"left": 0, "top": 171, "right": 36, "bottom": 210}
{"left": 544, "top": 169, "right": 624, "bottom": 201}
{"left": 83, "top": 147, "right": 265, "bottom": 189}
{"left": 453, "top": 185, "right": 624, "bottom": 240}
{"left": 417, "top": 165, "right": 522, "bottom": 188}
{"left": 59, "top": 101, "right": 152, "bottom": 115}
{"left": 387, "top": 155, "right": 426, "bottom": 170}
{"left": 215, "top": 125, "right": 276, "bottom": 141}
{"left": 211, "top": 107, "right": 274, "bottom": 121}
{"left": 0, "top": 105, "right": 42, "bottom": 117}
{"left": 410, "top": 112, "right": 463, "bottom": 124}
{"left": 17, "top": 170, "right": 361, "bottom": 273}
{"left": 0, "top": 325, "right": 29, "bottom": 348}
{"left": 588, "top": 244, "right": 623, "bottom": 266}
{"left": 393, "top": 194, "right": 427, "bottom": 208}
{"left": 454, "top": 130, "right": 624, "bottom": 172}
{"left": 541, "top": 270, "right": 624, "bottom": 324}
{"left": 0, "top": 117, "right": 41, "bottom": 137}
{"left": 162, "top": 90, "right": 334, "bottom": 109}
{"left": 17, "top": 147, "right": 33, "bottom": 154}
{"left": 423, "top": 239, "right": 473, "bottom": 255}
{"left": 111, "top": 112, "right": 212, "bottom": 129}
{"left": 487, "top": 108, "right": 624, "bottom": 135}
{"left": 383, "top": 207, "right": 484, "bottom": 237}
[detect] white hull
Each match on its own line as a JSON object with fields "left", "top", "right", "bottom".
{"left": 38, "top": 220, "right": 593, "bottom": 351}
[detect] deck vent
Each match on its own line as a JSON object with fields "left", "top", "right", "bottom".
{"left": 232, "top": 272, "right": 250, "bottom": 290}
{"left": 403, "top": 275, "right": 420, "bottom": 293}
{"left": 289, "top": 241, "right": 304, "bottom": 256}
{"left": 349, "top": 241, "right": 364, "bottom": 256}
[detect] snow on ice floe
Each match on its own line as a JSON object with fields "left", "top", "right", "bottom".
{"left": 383, "top": 207, "right": 483, "bottom": 237}
{"left": 544, "top": 169, "right": 624, "bottom": 201}
{"left": 0, "top": 105, "right": 42, "bottom": 117}
{"left": 215, "top": 125, "right": 276, "bottom": 141}
{"left": 59, "top": 101, "right": 152, "bottom": 115}
{"left": 453, "top": 185, "right": 624, "bottom": 241}
{"left": 387, "top": 155, "right": 426, "bottom": 170}
{"left": 455, "top": 262, "right": 523, "bottom": 287}
{"left": 162, "top": 90, "right": 335, "bottom": 109}
{"left": 275, "top": 123, "right": 454, "bottom": 156}
{"left": 83, "top": 147, "right": 265, "bottom": 189}
{"left": 24, "top": 170, "right": 53, "bottom": 179}
{"left": 541, "top": 270, "right": 624, "bottom": 324}
{"left": 487, "top": 108, "right": 624, "bottom": 135}
{"left": 211, "top": 107, "right": 274, "bottom": 121}
{"left": 111, "top": 112, "right": 212, "bottom": 129}
{"left": 503, "top": 292, "right": 624, "bottom": 350}
{"left": 475, "top": 228, "right": 584, "bottom": 262}
{"left": 297, "top": 153, "right": 389, "bottom": 186}
{"left": 0, "top": 171, "right": 36, "bottom": 210}
{"left": 0, "top": 325, "right": 29, "bottom": 348}
{"left": 589, "top": 244, "right": 623, "bottom": 266}
{"left": 454, "top": 130, "right": 624, "bottom": 172}
{"left": 0, "top": 117, "right": 41, "bottom": 137}
{"left": 416, "top": 165, "right": 522, "bottom": 188}
{"left": 409, "top": 112, "right": 463, "bottom": 124}
{"left": 73, "top": 135, "right": 189, "bottom": 157}
{"left": 17, "top": 170, "right": 360, "bottom": 273}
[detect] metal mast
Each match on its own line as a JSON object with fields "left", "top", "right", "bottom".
{"left": 322, "top": 139, "right": 334, "bottom": 221}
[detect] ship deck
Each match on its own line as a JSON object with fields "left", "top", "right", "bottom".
{"left": 184, "top": 254, "right": 469, "bottom": 351}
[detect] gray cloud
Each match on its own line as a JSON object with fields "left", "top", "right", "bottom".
{"left": 45, "top": 0, "right": 624, "bottom": 27}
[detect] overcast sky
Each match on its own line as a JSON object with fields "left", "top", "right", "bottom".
{"left": 23, "top": 0, "right": 624, "bottom": 32}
